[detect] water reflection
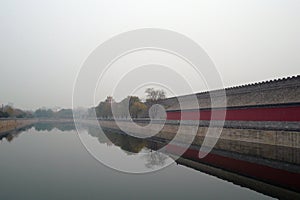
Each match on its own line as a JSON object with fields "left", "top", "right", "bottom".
{"left": 85, "top": 126, "right": 169, "bottom": 169}
{"left": 34, "top": 122, "right": 75, "bottom": 132}
{"left": 0, "top": 124, "right": 272, "bottom": 200}
{"left": 0, "top": 125, "right": 33, "bottom": 142}
{"left": 63, "top": 122, "right": 300, "bottom": 199}
{"left": 0, "top": 122, "right": 75, "bottom": 142}
{"left": 1, "top": 121, "right": 299, "bottom": 199}
{"left": 142, "top": 151, "right": 168, "bottom": 169}
{"left": 87, "top": 126, "right": 146, "bottom": 154}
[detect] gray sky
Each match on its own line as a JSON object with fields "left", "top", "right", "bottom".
{"left": 1, "top": 0, "right": 299, "bottom": 110}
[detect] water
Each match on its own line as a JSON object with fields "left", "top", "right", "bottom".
{"left": 0, "top": 123, "right": 275, "bottom": 200}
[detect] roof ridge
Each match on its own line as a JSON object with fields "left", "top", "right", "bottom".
{"left": 223, "top": 74, "right": 300, "bottom": 91}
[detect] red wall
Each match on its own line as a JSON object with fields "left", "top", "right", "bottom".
{"left": 166, "top": 105, "right": 300, "bottom": 121}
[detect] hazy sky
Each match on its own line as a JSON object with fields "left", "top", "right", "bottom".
{"left": 1, "top": 0, "right": 299, "bottom": 110}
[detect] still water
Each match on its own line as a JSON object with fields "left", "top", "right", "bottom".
{"left": 0, "top": 123, "right": 273, "bottom": 200}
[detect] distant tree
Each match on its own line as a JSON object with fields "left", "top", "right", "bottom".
{"left": 56, "top": 109, "right": 73, "bottom": 118}
{"left": 114, "top": 97, "right": 130, "bottom": 118}
{"left": 0, "top": 111, "right": 9, "bottom": 118}
{"left": 25, "top": 112, "right": 34, "bottom": 118}
{"left": 95, "top": 96, "right": 147, "bottom": 119}
{"left": 5, "top": 106, "right": 14, "bottom": 117}
{"left": 130, "top": 101, "right": 147, "bottom": 118}
{"left": 0, "top": 105, "right": 33, "bottom": 118}
{"left": 34, "top": 109, "right": 54, "bottom": 118}
{"left": 95, "top": 96, "right": 114, "bottom": 119}
{"left": 16, "top": 113, "right": 25, "bottom": 118}
{"left": 13, "top": 108, "right": 31, "bottom": 118}
{"left": 145, "top": 88, "right": 166, "bottom": 102}
{"left": 122, "top": 96, "right": 146, "bottom": 119}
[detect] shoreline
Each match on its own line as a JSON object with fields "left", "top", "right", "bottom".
{"left": 0, "top": 119, "right": 38, "bottom": 136}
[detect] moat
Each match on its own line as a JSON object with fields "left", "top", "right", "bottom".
{"left": 1, "top": 122, "right": 299, "bottom": 200}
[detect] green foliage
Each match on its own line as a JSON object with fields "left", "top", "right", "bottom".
{"left": 130, "top": 102, "right": 147, "bottom": 118}
{"left": 0, "top": 105, "right": 33, "bottom": 118}
{"left": 95, "top": 96, "right": 147, "bottom": 119}
{"left": 34, "top": 108, "right": 73, "bottom": 119}
{"left": 5, "top": 106, "right": 14, "bottom": 116}
{"left": 34, "top": 109, "right": 54, "bottom": 118}
{"left": 95, "top": 100, "right": 113, "bottom": 118}
{"left": 56, "top": 109, "right": 73, "bottom": 118}
{"left": 0, "top": 111, "right": 9, "bottom": 118}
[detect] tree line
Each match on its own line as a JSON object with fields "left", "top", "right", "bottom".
{"left": 34, "top": 108, "right": 73, "bottom": 118}
{"left": 0, "top": 88, "right": 166, "bottom": 119}
{"left": 0, "top": 105, "right": 34, "bottom": 118}
{"left": 0, "top": 105, "right": 73, "bottom": 119}
{"left": 95, "top": 88, "right": 166, "bottom": 119}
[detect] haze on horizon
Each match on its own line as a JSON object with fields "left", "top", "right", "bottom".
{"left": 1, "top": 0, "right": 299, "bottom": 110}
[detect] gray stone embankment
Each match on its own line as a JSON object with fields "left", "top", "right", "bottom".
{"left": 98, "top": 120, "right": 300, "bottom": 148}
{"left": 0, "top": 119, "right": 38, "bottom": 135}
{"left": 96, "top": 119, "right": 300, "bottom": 164}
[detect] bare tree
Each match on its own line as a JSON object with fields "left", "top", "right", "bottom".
{"left": 145, "top": 88, "right": 166, "bottom": 102}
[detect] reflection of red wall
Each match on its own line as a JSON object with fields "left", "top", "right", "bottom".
{"left": 166, "top": 144, "right": 300, "bottom": 192}
{"left": 166, "top": 104, "right": 300, "bottom": 121}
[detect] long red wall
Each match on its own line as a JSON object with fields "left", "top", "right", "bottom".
{"left": 166, "top": 104, "right": 300, "bottom": 122}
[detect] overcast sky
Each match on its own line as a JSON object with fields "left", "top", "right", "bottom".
{"left": 1, "top": 0, "right": 299, "bottom": 110}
